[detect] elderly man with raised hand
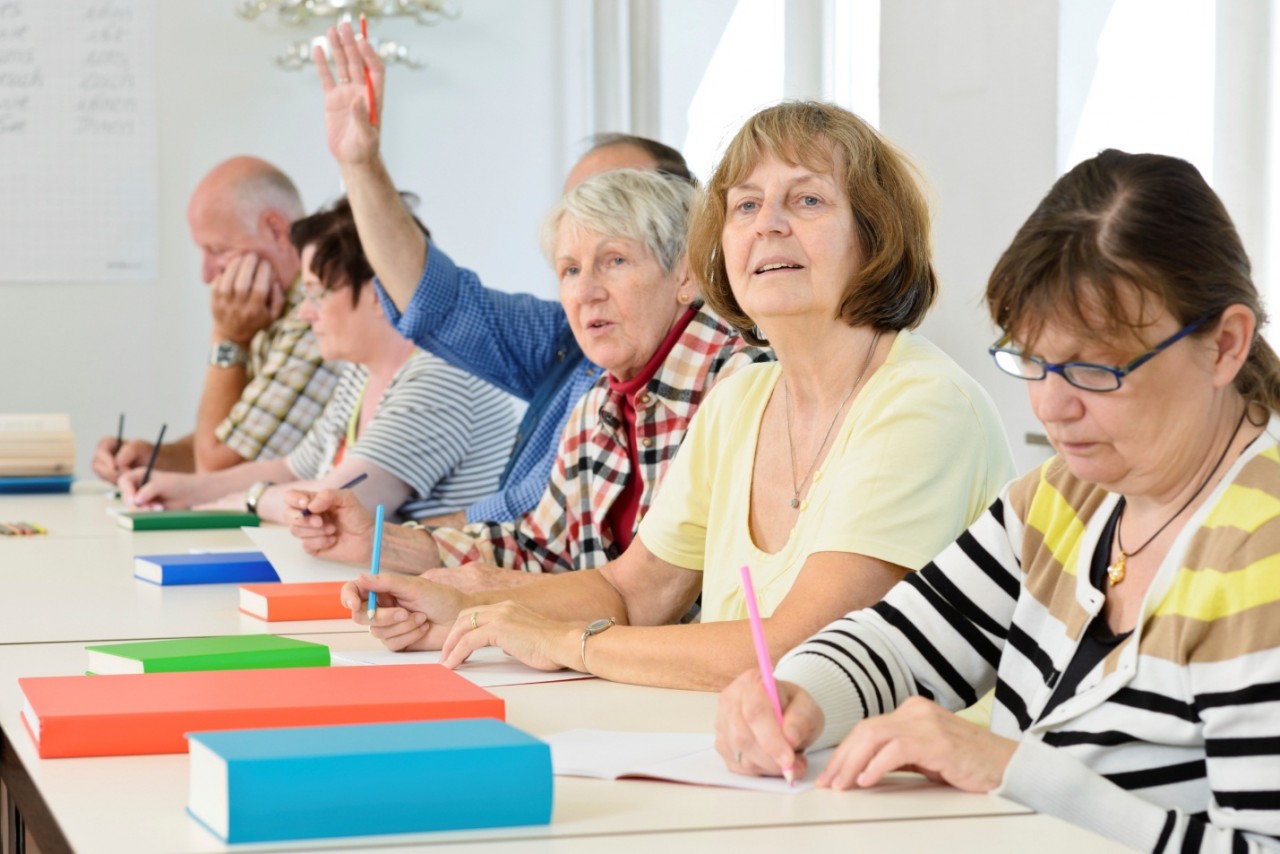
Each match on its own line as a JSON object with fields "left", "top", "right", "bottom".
{"left": 92, "top": 156, "right": 339, "bottom": 479}
{"left": 311, "top": 21, "right": 694, "bottom": 526}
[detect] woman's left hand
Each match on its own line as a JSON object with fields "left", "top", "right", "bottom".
{"left": 818, "top": 696, "right": 1016, "bottom": 792}
{"left": 440, "top": 601, "right": 577, "bottom": 673}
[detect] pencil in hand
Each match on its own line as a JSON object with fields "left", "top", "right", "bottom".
{"left": 299, "top": 471, "right": 369, "bottom": 518}
{"left": 138, "top": 423, "right": 167, "bottom": 492}
{"left": 366, "top": 503, "right": 385, "bottom": 627}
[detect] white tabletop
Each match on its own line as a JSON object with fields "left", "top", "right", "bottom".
{"left": 0, "top": 633, "right": 1103, "bottom": 854}
{"left": 0, "top": 481, "right": 135, "bottom": 538}
{"left": 0, "top": 530, "right": 361, "bottom": 644}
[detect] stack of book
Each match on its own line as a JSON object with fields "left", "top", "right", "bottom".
{"left": 0, "top": 414, "right": 75, "bottom": 491}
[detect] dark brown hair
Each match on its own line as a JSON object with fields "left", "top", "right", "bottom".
{"left": 687, "top": 101, "right": 937, "bottom": 345}
{"left": 289, "top": 194, "right": 429, "bottom": 305}
{"left": 986, "top": 149, "right": 1280, "bottom": 414}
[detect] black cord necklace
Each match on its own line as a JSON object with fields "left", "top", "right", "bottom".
{"left": 1107, "top": 405, "right": 1250, "bottom": 586}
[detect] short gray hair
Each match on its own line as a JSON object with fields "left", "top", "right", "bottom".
{"left": 232, "top": 167, "right": 305, "bottom": 233}
{"left": 540, "top": 168, "right": 694, "bottom": 274}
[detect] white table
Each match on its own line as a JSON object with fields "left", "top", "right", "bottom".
{"left": 0, "top": 482, "right": 135, "bottom": 539}
{"left": 0, "top": 634, "right": 1135, "bottom": 854}
{"left": 0, "top": 534, "right": 360, "bottom": 644}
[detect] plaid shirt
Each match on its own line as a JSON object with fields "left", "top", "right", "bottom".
{"left": 431, "top": 305, "right": 773, "bottom": 572}
{"left": 215, "top": 282, "right": 341, "bottom": 461}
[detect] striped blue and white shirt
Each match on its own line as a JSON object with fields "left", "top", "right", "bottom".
{"left": 286, "top": 350, "right": 514, "bottom": 521}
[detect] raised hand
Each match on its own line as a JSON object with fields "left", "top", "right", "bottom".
{"left": 313, "top": 22, "right": 385, "bottom": 165}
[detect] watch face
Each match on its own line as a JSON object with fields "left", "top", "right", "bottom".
{"left": 587, "top": 618, "right": 614, "bottom": 634}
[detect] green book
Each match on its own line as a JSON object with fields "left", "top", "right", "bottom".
{"left": 116, "top": 509, "right": 260, "bottom": 531}
{"left": 85, "top": 635, "right": 330, "bottom": 675}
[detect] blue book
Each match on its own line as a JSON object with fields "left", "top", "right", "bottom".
{"left": 0, "top": 475, "right": 73, "bottom": 494}
{"left": 133, "top": 552, "right": 279, "bottom": 586}
{"left": 186, "top": 719, "right": 553, "bottom": 843}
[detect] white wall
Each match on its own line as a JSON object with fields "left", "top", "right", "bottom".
{"left": 881, "top": 0, "right": 1061, "bottom": 473}
{"left": 1, "top": 1, "right": 567, "bottom": 475}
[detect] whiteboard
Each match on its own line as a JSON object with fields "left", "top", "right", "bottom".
{"left": 0, "top": 0, "right": 157, "bottom": 281}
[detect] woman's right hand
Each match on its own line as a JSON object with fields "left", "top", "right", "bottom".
{"left": 286, "top": 487, "right": 377, "bottom": 564}
{"left": 340, "top": 572, "right": 468, "bottom": 651}
{"left": 715, "top": 669, "right": 824, "bottom": 779}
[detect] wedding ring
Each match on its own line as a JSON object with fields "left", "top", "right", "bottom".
{"left": 734, "top": 750, "right": 742, "bottom": 764}
{"left": 470, "top": 611, "right": 478, "bottom": 630}
{"left": 337, "top": 76, "right": 351, "bottom": 84}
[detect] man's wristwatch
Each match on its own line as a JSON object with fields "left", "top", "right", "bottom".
{"left": 245, "top": 480, "right": 274, "bottom": 516}
{"left": 579, "top": 617, "right": 616, "bottom": 674}
{"left": 209, "top": 341, "right": 248, "bottom": 368}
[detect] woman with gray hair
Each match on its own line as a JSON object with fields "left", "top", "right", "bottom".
{"left": 292, "top": 167, "right": 770, "bottom": 583}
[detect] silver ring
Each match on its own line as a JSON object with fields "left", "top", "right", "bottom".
{"left": 470, "top": 611, "right": 478, "bottom": 630}
{"left": 337, "top": 76, "right": 351, "bottom": 84}
{"left": 734, "top": 750, "right": 742, "bottom": 764}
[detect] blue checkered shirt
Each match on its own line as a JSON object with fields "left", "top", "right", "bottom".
{"left": 375, "top": 243, "right": 600, "bottom": 523}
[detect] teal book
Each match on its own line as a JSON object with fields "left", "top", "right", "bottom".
{"left": 0, "top": 475, "right": 73, "bottom": 494}
{"left": 187, "top": 719, "right": 553, "bottom": 843}
{"left": 85, "top": 635, "right": 330, "bottom": 675}
{"left": 117, "top": 509, "right": 260, "bottom": 531}
{"left": 133, "top": 551, "right": 279, "bottom": 586}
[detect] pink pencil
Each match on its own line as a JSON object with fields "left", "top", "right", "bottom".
{"left": 740, "top": 564, "right": 795, "bottom": 785}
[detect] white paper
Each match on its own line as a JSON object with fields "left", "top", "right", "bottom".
{"left": 242, "top": 526, "right": 362, "bottom": 583}
{"left": 331, "top": 646, "right": 595, "bottom": 688}
{"left": 545, "top": 729, "right": 834, "bottom": 793}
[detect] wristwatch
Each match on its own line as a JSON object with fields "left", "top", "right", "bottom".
{"left": 209, "top": 341, "right": 248, "bottom": 368}
{"left": 244, "top": 480, "right": 274, "bottom": 516}
{"left": 579, "top": 617, "right": 616, "bottom": 674}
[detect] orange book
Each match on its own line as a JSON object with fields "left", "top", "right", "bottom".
{"left": 239, "top": 581, "right": 349, "bottom": 621}
{"left": 19, "top": 664, "right": 503, "bottom": 758}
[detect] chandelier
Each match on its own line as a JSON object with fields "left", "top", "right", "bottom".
{"left": 235, "top": 1, "right": 459, "bottom": 70}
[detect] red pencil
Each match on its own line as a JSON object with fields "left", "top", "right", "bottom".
{"left": 361, "top": 14, "right": 378, "bottom": 127}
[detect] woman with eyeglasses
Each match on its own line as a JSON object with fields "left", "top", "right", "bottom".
{"left": 119, "top": 196, "right": 515, "bottom": 524}
{"left": 716, "top": 150, "right": 1280, "bottom": 851}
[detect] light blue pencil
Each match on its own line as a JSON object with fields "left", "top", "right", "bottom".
{"left": 366, "top": 504, "right": 385, "bottom": 625}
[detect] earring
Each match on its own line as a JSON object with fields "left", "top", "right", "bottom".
{"left": 678, "top": 293, "right": 691, "bottom": 304}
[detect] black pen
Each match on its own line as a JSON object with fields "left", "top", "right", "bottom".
{"left": 114, "top": 413, "right": 125, "bottom": 456}
{"left": 300, "top": 471, "right": 369, "bottom": 517}
{"left": 138, "top": 423, "right": 167, "bottom": 490}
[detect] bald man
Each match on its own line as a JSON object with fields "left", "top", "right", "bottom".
{"left": 312, "top": 23, "right": 693, "bottom": 526}
{"left": 92, "top": 157, "right": 340, "bottom": 481}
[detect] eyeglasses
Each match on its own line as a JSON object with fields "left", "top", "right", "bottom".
{"left": 988, "top": 315, "right": 1211, "bottom": 392}
{"left": 302, "top": 286, "right": 333, "bottom": 306}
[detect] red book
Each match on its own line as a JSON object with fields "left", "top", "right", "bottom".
{"left": 239, "top": 581, "right": 349, "bottom": 621}
{"left": 19, "top": 664, "right": 503, "bottom": 758}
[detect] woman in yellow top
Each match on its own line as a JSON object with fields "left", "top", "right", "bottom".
{"left": 338, "top": 102, "right": 1016, "bottom": 690}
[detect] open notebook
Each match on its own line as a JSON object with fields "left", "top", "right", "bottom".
{"left": 545, "top": 729, "right": 836, "bottom": 793}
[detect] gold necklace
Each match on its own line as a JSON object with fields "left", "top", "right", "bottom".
{"left": 1106, "top": 405, "right": 1249, "bottom": 586}
{"left": 783, "top": 330, "right": 881, "bottom": 510}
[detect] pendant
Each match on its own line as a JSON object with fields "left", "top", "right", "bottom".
{"left": 790, "top": 497, "right": 799, "bottom": 509}
{"left": 1107, "top": 552, "right": 1127, "bottom": 586}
